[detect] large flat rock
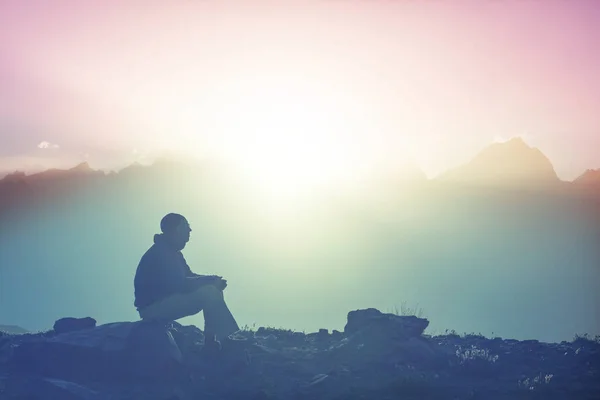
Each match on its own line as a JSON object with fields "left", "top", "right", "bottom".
{"left": 344, "top": 308, "right": 429, "bottom": 339}
{"left": 9, "top": 321, "right": 183, "bottom": 381}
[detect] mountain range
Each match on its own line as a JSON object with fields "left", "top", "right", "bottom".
{"left": 1, "top": 137, "right": 597, "bottom": 193}
{"left": 2, "top": 137, "right": 597, "bottom": 184}
{"left": 0, "top": 137, "right": 598, "bottom": 222}
{"left": 0, "top": 325, "right": 29, "bottom": 335}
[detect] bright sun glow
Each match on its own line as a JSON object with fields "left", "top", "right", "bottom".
{"left": 178, "top": 75, "right": 372, "bottom": 201}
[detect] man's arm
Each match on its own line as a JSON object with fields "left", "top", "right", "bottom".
{"left": 181, "top": 275, "right": 224, "bottom": 292}
{"left": 183, "top": 260, "right": 221, "bottom": 281}
{"left": 181, "top": 256, "right": 226, "bottom": 291}
{"left": 183, "top": 262, "right": 202, "bottom": 278}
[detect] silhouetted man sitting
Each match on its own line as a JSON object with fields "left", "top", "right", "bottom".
{"left": 134, "top": 213, "right": 239, "bottom": 349}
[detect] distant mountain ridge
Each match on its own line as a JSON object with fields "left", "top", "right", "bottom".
{"left": 0, "top": 325, "right": 29, "bottom": 335}
{"left": 0, "top": 138, "right": 598, "bottom": 204}
{"left": 438, "top": 137, "right": 561, "bottom": 186}
{"left": 1, "top": 137, "right": 596, "bottom": 185}
{"left": 574, "top": 169, "right": 600, "bottom": 186}
{"left": 1, "top": 161, "right": 102, "bottom": 182}
{"left": 26, "top": 161, "right": 103, "bottom": 180}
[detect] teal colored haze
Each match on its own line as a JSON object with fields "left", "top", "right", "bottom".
{"left": 0, "top": 161, "right": 598, "bottom": 342}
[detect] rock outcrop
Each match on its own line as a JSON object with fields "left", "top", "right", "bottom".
{"left": 1, "top": 309, "right": 598, "bottom": 399}
{"left": 53, "top": 317, "right": 97, "bottom": 334}
{"left": 9, "top": 321, "right": 185, "bottom": 381}
{"left": 344, "top": 308, "right": 429, "bottom": 337}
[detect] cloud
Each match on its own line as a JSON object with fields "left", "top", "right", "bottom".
{"left": 37, "top": 141, "right": 60, "bottom": 149}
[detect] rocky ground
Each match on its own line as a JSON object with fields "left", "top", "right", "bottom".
{"left": 1, "top": 308, "right": 599, "bottom": 400}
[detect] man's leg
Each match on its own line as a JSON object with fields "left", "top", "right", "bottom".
{"left": 139, "top": 285, "right": 239, "bottom": 342}
{"left": 196, "top": 285, "right": 240, "bottom": 342}
{"left": 138, "top": 292, "right": 203, "bottom": 322}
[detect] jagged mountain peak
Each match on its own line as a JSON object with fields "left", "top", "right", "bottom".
{"left": 23, "top": 161, "right": 103, "bottom": 181}
{"left": 440, "top": 137, "right": 559, "bottom": 185}
{"left": 574, "top": 168, "right": 600, "bottom": 185}
{"left": 1, "top": 170, "right": 27, "bottom": 182}
{"left": 69, "top": 161, "right": 93, "bottom": 172}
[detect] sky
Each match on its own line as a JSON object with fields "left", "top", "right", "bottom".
{"left": 0, "top": 0, "right": 599, "bottom": 180}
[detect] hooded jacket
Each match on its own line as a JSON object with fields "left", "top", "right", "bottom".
{"left": 134, "top": 234, "right": 207, "bottom": 309}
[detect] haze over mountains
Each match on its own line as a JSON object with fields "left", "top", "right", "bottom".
{"left": 2, "top": 137, "right": 598, "bottom": 217}
{"left": 0, "top": 137, "right": 598, "bottom": 342}
{"left": 1, "top": 137, "right": 597, "bottom": 187}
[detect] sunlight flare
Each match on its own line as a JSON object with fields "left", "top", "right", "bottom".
{"left": 180, "top": 75, "right": 369, "bottom": 201}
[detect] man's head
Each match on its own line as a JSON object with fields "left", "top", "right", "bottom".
{"left": 160, "top": 213, "right": 192, "bottom": 250}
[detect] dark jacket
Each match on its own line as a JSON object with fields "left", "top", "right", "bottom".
{"left": 134, "top": 234, "right": 204, "bottom": 309}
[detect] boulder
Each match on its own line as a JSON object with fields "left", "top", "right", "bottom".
{"left": 344, "top": 308, "right": 429, "bottom": 339}
{"left": 320, "top": 309, "right": 433, "bottom": 369}
{"left": 10, "top": 320, "right": 184, "bottom": 381}
{"left": 168, "top": 322, "right": 204, "bottom": 353}
{"left": 54, "top": 317, "right": 97, "bottom": 334}
{"left": 331, "top": 330, "right": 343, "bottom": 340}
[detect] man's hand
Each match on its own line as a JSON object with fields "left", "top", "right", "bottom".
{"left": 183, "top": 275, "right": 224, "bottom": 292}
{"left": 206, "top": 275, "right": 227, "bottom": 291}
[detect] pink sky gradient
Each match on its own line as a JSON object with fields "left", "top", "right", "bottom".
{"left": 0, "top": 0, "right": 599, "bottom": 180}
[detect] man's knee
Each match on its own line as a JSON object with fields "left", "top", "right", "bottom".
{"left": 199, "top": 284, "right": 223, "bottom": 299}
{"left": 196, "top": 284, "right": 224, "bottom": 307}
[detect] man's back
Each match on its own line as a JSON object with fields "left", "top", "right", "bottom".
{"left": 134, "top": 234, "right": 189, "bottom": 309}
